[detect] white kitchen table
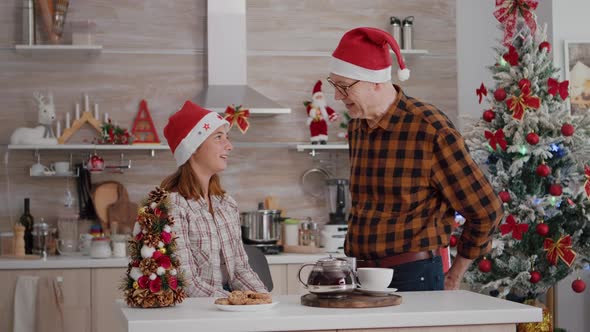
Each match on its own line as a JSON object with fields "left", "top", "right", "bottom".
{"left": 116, "top": 290, "right": 541, "bottom": 332}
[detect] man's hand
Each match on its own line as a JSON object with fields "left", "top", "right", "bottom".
{"left": 444, "top": 255, "right": 473, "bottom": 290}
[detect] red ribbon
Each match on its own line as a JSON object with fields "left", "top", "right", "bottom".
{"left": 500, "top": 214, "right": 529, "bottom": 240}
{"left": 506, "top": 79, "right": 541, "bottom": 120}
{"left": 547, "top": 78, "right": 569, "bottom": 100}
{"left": 485, "top": 129, "right": 507, "bottom": 151}
{"left": 224, "top": 105, "right": 250, "bottom": 134}
{"left": 476, "top": 83, "right": 487, "bottom": 104}
{"left": 584, "top": 165, "right": 590, "bottom": 200}
{"left": 494, "top": 0, "right": 539, "bottom": 46}
{"left": 544, "top": 235, "right": 577, "bottom": 266}
{"left": 503, "top": 45, "right": 519, "bottom": 66}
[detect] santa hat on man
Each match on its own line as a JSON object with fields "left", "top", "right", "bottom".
{"left": 164, "top": 101, "right": 229, "bottom": 167}
{"left": 330, "top": 27, "right": 410, "bottom": 83}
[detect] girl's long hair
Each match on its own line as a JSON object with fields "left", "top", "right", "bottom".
{"left": 160, "top": 162, "right": 225, "bottom": 200}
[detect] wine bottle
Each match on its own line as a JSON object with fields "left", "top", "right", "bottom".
{"left": 19, "top": 198, "right": 34, "bottom": 254}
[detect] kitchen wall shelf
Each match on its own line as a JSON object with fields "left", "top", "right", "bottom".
{"left": 14, "top": 44, "right": 103, "bottom": 55}
{"left": 248, "top": 49, "right": 429, "bottom": 57}
{"left": 29, "top": 168, "right": 80, "bottom": 178}
{"left": 295, "top": 143, "right": 349, "bottom": 157}
{"left": 7, "top": 144, "right": 168, "bottom": 158}
{"left": 295, "top": 143, "right": 349, "bottom": 152}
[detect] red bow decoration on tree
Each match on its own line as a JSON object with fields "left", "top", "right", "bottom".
{"left": 506, "top": 79, "right": 541, "bottom": 120}
{"left": 476, "top": 83, "right": 487, "bottom": 104}
{"left": 543, "top": 235, "right": 577, "bottom": 266}
{"left": 547, "top": 78, "right": 569, "bottom": 100}
{"left": 224, "top": 105, "right": 250, "bottom": 134}
{"left": 584, "top": 165, "right": 590, "bottom": 200}
{"left": 485, "top": 129, "right": 507, "bottom": 151}
{"left": 500, "top": 214, "right": 529, "bottom": 240}
{"left": 494, "top": 0, "right": 539, "bottom": 46}
{"left": 502, "top": 45, "right": 519, "bottom": 66}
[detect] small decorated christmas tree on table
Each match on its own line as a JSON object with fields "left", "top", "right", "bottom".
{"left": 461, "top": 1, "right": 590, "bottom": 303}
{"left": 122, "top": 187, "right": 187, "bottom": 308}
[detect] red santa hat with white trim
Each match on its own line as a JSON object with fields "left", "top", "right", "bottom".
{"left": 330, "top": 27, "right": 409, "bottom": 83}
{"left": 164, "top": 100, "right": 229, "bottom": 167}
{"left": 313, "top": 80, "right": 323, "bottom": 96}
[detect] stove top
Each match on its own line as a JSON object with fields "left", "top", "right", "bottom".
{"left": 247, "top": 244, "right": 281, "bottom": 255}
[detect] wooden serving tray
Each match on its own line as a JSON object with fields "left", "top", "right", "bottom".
{"left": 301, "top": 293, "right": 402, "bottom": 308}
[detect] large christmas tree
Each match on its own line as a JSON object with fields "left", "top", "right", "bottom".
{"left": 460, "top": 0, "right": 590, "bottom": 299}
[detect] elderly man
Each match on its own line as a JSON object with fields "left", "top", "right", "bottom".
{"left": 328, "top": 27, "right": 503, "bottom": 291}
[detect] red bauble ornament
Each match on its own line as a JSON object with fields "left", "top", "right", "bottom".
{"left": 449, "top": 235, "right": 458, "bottom": 247}
{"left": 561, "top": 123, "right": 575, "bottom": 137}
{"left": 483, "top": 110, "right": 496, "bottom": 122}
{"left": 494, "top": 88, "right": 507, "bottom": 102}
{"left": 530, "top": 271, "right": 542, "bottom": 284}
{"left": 536, "top": 164, "right": 551, "bottom": 177}
{"left": 526, "top": 132, "right": 539, "bottom": 145}
{"left": 499, "top": 191, "right": 511, "bottom": 203}
{"left": 536, "top": 223, "right": 549, "bottom": 237}
{"left": 572, "top": 279, "right": 586, "bottom": 293}
{"left": 86, "top": 153, "right": 105, "bottom": 172}
{"left": 539, "top": 41, "right": 551, "bottom": 53}
{"left": 478, "top": 258, "right": 492, "bottom": 273}
{"left": 549, "top": 184, "right": 563, "bottom": 196}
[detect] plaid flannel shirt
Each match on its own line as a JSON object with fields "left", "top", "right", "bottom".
{"left": 345, "top": 85, "right": 503, "bottom": 260}
{"left": 169, "top": 192, "right": 267, "bottom": 297}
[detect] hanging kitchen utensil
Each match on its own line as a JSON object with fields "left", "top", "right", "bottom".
{"left": 301, "top": 167, "right": 333, "bottom": 199}
{"left": 107, "top": 184, "right": 138, "bottom": 235}
{"left": 76, "top": 163, "right": 96, "bottom": 220}
{"left": 91, "top": 181, "right": 120, "bottom": 233}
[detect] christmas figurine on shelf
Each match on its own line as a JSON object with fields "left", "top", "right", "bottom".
{"left": 98, "top": 119, "right": 133, "bottom": 145}
{"left": 10, "top": 92, "right": 58, "bottom": 145}
{"left": 304, "top": 80, "right": 338, "bottom": 144}
{"left": 458, "top": 0, "right": 590, "bottom": 306}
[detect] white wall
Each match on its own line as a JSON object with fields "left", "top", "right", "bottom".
{"left": 456, "top": 0, "right": 498, "bottom": 131}
{"left": 457, "top": 1, "right": 590, "bottom": 331}
{"left": 550, "top": 4, "right": 590, "bottom": 332}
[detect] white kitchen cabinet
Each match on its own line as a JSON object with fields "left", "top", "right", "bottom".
{"left": 0, "top": 268, "right": 91, "bottom": 332}
{"left": 287, "top": 263, "right": 313, "bottom": 295}
{"left": 269, "top": 264, "right": 288, "bottom": 295}
{"left": 91, "top": 268, "right": 126, "bottom": 332}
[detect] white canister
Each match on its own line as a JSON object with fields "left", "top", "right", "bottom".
{"left": 90, "top": 237, "right": 112, "bottom": 258}
{"left": 283, "top": 219, "right": 300, "bottom": 246}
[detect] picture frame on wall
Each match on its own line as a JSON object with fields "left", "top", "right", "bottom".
{"left": 564, "top": 40, "right": 590, "bottom": 115}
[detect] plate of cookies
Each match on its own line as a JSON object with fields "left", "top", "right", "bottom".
{"left": 214, "top": 290, "right": 278, "bottom": 312}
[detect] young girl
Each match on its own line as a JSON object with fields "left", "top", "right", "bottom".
{"left": 161, "top": 101, "right": 267, "bottom": 297}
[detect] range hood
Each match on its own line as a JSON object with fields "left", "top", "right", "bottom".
{"left": 195, "top": 0, "right": 291, "bottom": 114}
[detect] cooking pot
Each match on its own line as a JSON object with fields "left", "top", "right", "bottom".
{"left": 240, "top": 209, "right": 281, "bottom": 244}
{"left": 298, "top": 256, "right": 356, "bottom": 297}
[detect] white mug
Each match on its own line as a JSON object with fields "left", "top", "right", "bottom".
{"left": 53, "top": 161, "right": 70, "bottom": 175}
{"left": 31, "top": 162, "right": 51, "bottom": 176}
{"left": 357, "top": 267, "right": 394, "bottom": 290}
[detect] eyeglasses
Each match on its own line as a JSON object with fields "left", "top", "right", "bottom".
{"left": 326, "top": 77, "right": 360, "bottom": 97}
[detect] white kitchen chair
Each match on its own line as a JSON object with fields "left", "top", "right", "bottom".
{"left": 243, "top": 245, "right": 274, "bottom": 292}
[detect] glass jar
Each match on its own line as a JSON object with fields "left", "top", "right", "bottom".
{"left": 90, "top": 237, "right": 111, "bottom": 258}
{"left": 283, "top": 218, "right": 300, "bottom": 246}
{"left": 111, "top": 234, "right": 127, "bottom": 258}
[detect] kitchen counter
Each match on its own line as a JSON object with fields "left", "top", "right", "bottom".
{"left": 0, "top": 252, "right": 335, "bottom": 269}
{"left": 117, "top": 290, "right": 541, "bottom": 332}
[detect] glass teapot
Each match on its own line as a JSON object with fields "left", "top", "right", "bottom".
{"left": 298, "top": 256, "right": 356, "bottom": 297}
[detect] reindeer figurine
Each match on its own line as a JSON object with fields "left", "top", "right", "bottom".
{"left": 10, "top": 92, "right": 58, "bottom": 145}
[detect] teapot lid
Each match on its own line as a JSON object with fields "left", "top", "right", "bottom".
{"left": 317, "top": 255, "right": 350, "bottom": 268}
